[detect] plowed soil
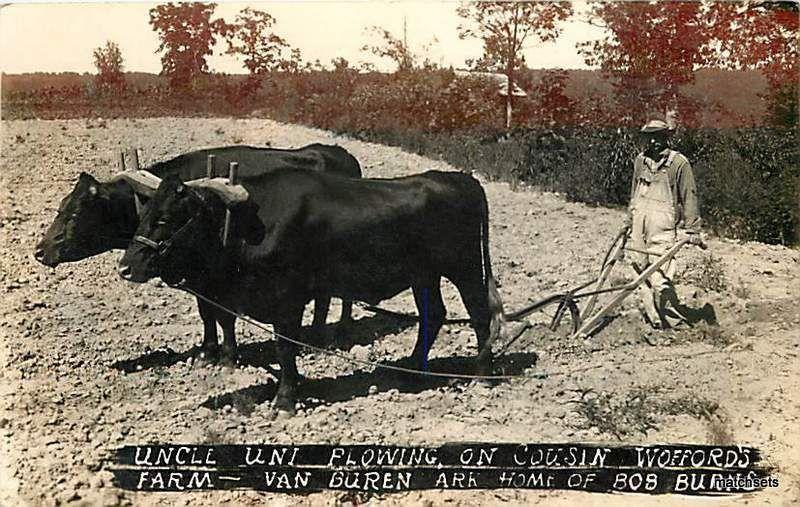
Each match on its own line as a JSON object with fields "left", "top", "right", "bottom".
{"left": 1, "top": 118, "right": 798, "bottom": 506}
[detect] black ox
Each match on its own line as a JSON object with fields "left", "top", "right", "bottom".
{"left": 35, "top": 144, "right": 362, "bottom": 362}
{"left": 118, "top": 169, "right": 509, "bottom": 412}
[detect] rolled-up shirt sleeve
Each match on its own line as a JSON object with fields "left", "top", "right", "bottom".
{"left": 676, "top": 158, "right": 702, "bottom": 231}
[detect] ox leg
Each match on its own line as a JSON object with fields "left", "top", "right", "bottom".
{"left": 273, "top": 310, "right": 304, "bottom": 413}
{"left": 452, "top": 276, "right": 493, "bottom": 377}
{"left": 335, "top": 299, "right": 354, "bottom": 341}
{"left": 410, "top": 280, "right": 446, "bottom": 372}
{"left": 197, "top": 299, "right": 220, "bottom": 360}
{"left": 310, "top": 295, "right": 331, "bottom": 344}
{"left": 218, "top": 312, "right": 238, "bottom": 365}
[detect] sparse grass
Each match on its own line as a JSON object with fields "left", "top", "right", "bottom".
{"left": 732, "top": 278, "right": 751, "bottom": 300}
{"left": 336, "top": 490, "right": 378, "bottom": 505}
{"left": 678, "top": 253, "right": 727, "bottom": 292}
{"left": 200, "top": 424, "right": 240, "bottom": 445}
{"left": 704, "top": 412, "right": 735, "bottom": 446}
{"left": 200, "top": 425, "right": 224, "bottom": 445}
{"left": 678, "top": 321, "right": 733, "bottom": 347}
{"left": 660, "top": 394, "right": 733, "bottom": 445}
{"left": 573, "top": 388, "right": 658, "bottom": 439}
{"left": 574, "top": 387, "right": 724, "bottom": 440}
{"left": 658, "top": 393, "right": 719, "bottom": 419}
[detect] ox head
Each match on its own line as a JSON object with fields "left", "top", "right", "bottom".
{"left": 35, "top": 172, "right": 136, "bottom": 267}
{"left": 118, "top": 174, "right": 229, "bottom": 285}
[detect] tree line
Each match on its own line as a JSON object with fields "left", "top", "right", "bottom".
{"left": 88, "top": 1, "right": 796, "bottom": 128}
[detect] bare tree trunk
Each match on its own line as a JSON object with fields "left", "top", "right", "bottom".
{"left": 506, "top": 95, "right": 512, "bottom": 130}
{"left": 505, "top": 3, "right": 519, "bottom": 131}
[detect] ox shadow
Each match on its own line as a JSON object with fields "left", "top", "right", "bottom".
{"left": 200, "top": 351, "right": 539, "bottom": 416}
{"left": 110, "top": 312, "right": 416, "bottom": 374}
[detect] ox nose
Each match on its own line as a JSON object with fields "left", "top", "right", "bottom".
{"left": 118, "top": 264, "right": 132, "bottom": 280}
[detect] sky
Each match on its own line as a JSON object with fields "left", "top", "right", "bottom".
{"left": 0, "top": 1, "right": 606, "bottom": 74}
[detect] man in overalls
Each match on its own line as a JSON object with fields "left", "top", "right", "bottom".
{"left": 626, "top": 119, "right": 702, "bottom": 329}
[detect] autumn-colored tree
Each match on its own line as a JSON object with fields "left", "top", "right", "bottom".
{"left": 93, "top": 41, "right": 126, "bottom": 93}
{"left": 220, "top": 8, "right": 290, "bottom": 75}
{"left": 218, "top": 7, "right": 298, "bottom": 102}
{"left": 361, "top": 26, "right": 415, "bottom": 73}
{"left": 278, "top": 47, "right": 305, "bottom": 74}
{"left": 579, "top": 1, "right": 720, "bottom": 126}
{"left": 580, "top": 1, "right": 798, "bottom": 127}
{"left": 361, "top": 24, "right": 439, "bottom": 73}
{"left": 709, "top": 1, "right": 798, "bottom": 126}
{"left": 532, "top": 70, "right": 576, "bottom": 126}
{"left": 149, "top": 2, "right": 224, "bottom": 93}
{"left": 457, "top": 1, "right": 573, "bottom": 128}
{"left": 330, "top": 57, "right": 352, "bottom": 73}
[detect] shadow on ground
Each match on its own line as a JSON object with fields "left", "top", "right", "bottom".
{"left": 200, "top": 351, "right": 539, "bottom": 415}
{"left": 109, "top": 312, "right": 417, "bottom": 374}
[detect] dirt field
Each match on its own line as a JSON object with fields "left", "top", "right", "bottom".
{"left": 1, "top": 118, "right": 798, "bottom": 506}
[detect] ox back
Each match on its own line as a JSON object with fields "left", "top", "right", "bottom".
{"left": 148, "top": 144, "right": 361, "bottom": 181}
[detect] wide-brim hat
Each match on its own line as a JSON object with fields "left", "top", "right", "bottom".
{"left": 640, "top": 119, "right": 671, "bottom": 133}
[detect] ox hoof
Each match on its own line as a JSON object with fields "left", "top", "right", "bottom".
{"left": 474, "top": 359, "right": 499, "bottom": 387}
{"left": 199, "top": 345, "right": 220, "bottom": 362}
{"left": 276, "top": 408, "right": 294, "bottom": 419}
{"left": 272, "top": 397, "right": 296, "bottom": 415}
{"left": 219, "top": 356, "right": 239, "bottom": 368}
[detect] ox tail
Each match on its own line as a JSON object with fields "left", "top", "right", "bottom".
{"left": 479, "top": 187, "right": 507, "bottom": 344}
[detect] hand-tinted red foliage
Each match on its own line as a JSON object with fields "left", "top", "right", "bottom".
{"left": 580, "top": 1, "right": 798, "bottom": 127}
{"left": 149, "top": 2, "right": 225, "bottom": 93}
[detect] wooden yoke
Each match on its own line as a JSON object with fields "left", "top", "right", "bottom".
{"left": 110, "top": 150, "right": 249, "bottom": 229}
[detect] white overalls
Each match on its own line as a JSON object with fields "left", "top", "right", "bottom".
{"left": 629, "top": 150, "right": 688, "bottom": 329}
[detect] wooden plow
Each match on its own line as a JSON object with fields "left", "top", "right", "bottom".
{"left": 502, "top": 229, "right": 705, "bottom": 343}
{"left": 113, "top": 148, "right": 249, "bottom": 247}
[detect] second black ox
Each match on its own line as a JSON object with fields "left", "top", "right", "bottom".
{"left": 118, "top": 168, "right": 508, "bottom": 412}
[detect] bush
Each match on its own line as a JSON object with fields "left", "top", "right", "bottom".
{"left": 453, "top": 126, "right": 798, "bottom": 245}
